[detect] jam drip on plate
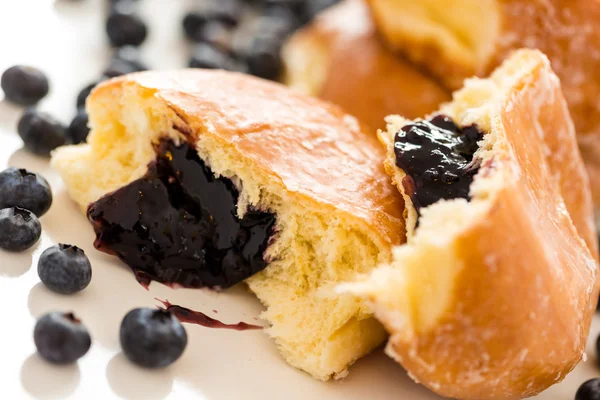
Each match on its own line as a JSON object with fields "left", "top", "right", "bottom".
{"left": 88, "top": 139, "right": 276, "bottom": 289}
{"left": 156, "top": 299, "right": 263, "bottom": 331}
{"left": 394, "top": 115, "right": 484, "bottom": 216}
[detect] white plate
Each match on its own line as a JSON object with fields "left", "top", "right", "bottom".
{"left": 0, "top": 1, "right": 598, "bottom": 399}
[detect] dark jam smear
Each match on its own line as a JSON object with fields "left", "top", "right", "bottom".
{"left": 394, "top": 115, "right": 484, "bottom": 215}
{"left": 88, "top": 139, "right": 276, "bottom": 289}
{"left": 155, "top": 299, "right": 263, "bottom": 331}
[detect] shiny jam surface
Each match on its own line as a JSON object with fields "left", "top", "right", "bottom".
{"left": 394, "top": 115, "right": 483, "bottom": 215}
{"left": 88, "top": 139, "right": 276, "bottom": 289}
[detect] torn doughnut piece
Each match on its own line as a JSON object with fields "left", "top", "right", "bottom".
{"left": 365, "top": 0, "right": 600, "bottom": 207}
{"left": 51, "top": 69, "right": 406, "bottom": 380}
{"left": 340, "top": 49, "right": 599, "bottom": 399}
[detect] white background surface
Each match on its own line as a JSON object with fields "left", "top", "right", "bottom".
{"left": 0, "top": 1, "right": 598, "bottom": 399}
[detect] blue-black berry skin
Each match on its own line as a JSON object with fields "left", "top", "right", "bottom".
{"left": 38, "top": 244, "right": 92, "bottom": 294}
{"left": 103, "top": 58, "right": 140, "bottom": 78}
{"left": 111, "top": 46, "right": 148, "bottom": 72}
{"left": 120, "top": 308, "right": 187, "bottom": 368}
{"left": 188, "top": 43, "right": 247, "bottom": 73}
{"left": 76, "top": 81, "right": 103, "bottom": 110}
{"left": 106, "top": 8, "right": 148, "bottom": 47}
{"left": 192, "top": 21, "right": 234, "bottom": 53}
{"left": 67, "top": 110, "right": 90, "bottom": 144}
{"left": 0, "top": 168, "right": 52, "bottom": 217}
{"left": 0, "top": 207, "right": 41, "bottom": 251}
{"left": 577, "top": 379, "right": 600, "bottom": 400}
{"left": 34, "top": 312, "right": 91, "bottom": 364}
{"left": 239, "top": 34, "right": 283, "bottom": 81}
{"left": 1, "top": 65, "right": 49, "bottom": 106}
{"left": 182, "top": 0, "right": 241, "bottom": 41}
{"left": 17, "top": 108, "right": 67, "bottom": 156}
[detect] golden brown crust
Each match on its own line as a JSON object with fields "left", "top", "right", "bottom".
{"left": 283, "top": 0, "right": 450, "bottom": 132}
{"left": 92, "top": 70, "right": 405, "bottom": 245}
{"left": 366, "top": 0, "right": 600, "bottom": 206}
{"left": 344, "top": 50, "right": 598, "bottom": 399}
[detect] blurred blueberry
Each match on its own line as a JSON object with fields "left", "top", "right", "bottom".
{"left": 1, "top": 66, "right": 49, "bottom": 106}
{"left": 17, "top": 109, "right": 67, "bottom": 156}
{"left": 235, "top": 33, "right": 282, "bottom": 80}
{"left": 106, "top": 5, "right": 148, "bottom": 47}
{"left": 182, "top": 0, "right": 243, "bottom": 41}
{"left": 189, "top": 43, "right": 248, "bottom": 73}
{"left": 67, "top": 110, "right": 90, "bottom": 144}
{"left": 113, "top": 46, "right": 148, "bottom": 71}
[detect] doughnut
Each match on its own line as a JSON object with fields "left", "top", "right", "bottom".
{"left": 340, "top": 49, "right": 599, "bottom": 399}
{"left": 50, "top": 70, "right": 406, "bottom": 380}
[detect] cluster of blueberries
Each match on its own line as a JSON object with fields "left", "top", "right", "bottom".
{"left": 182, "top": 0, "right": 339, "bottom": 77}
{"left": 1, "top": 0, "right": 341, "bottom": 159}
{"left": 0, "top": 167, "right": 187, "bottom": 367}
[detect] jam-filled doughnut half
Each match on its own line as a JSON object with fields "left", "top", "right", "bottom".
{"left": 365, "top": 0, "right": 600, "bottom": 209}
{"left": 341, "top": 50, "right": 599, "bottom": 399}
{"left": 51, "top": 70, "right": 405, "bottom": 380}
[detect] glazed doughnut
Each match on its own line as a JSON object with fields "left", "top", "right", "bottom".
{"left": 340, "top": 50, "right": 599, "bottom": 399}
{"left": 282, "top": 0, "right": 450, "bottom": 132}
{"left": 365, "top": 0, "right": 600, "bottom": 207}
{"left": 50, "top": 70, "right": 406, "bottom": 380}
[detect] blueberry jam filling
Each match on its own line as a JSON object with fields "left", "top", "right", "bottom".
{"left": 394, "top": 115, "right": 484, "bottom": 216}
{"left": 88, "top": 139, "right": 276, "bottom": 289}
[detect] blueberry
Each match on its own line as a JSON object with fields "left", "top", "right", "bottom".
{"left": 237, "top": 34, "right": 283, "bottom": 80}
{"left": 38, "top": 244, "right": 92, "bottom": 294}
{"left": 103, "top": 58, "right": 139, "bottom": 78}
{"left": 76, "top": 81, "right": 102, "bottom": 110}
{"left": 0, "top": 207, "right": 41, "bottom": 251}
{"left": 188, "top": 43, "right": 247, "bottom": 73}
{"left": 67, "top": 110, "right": 90, "bottom": 144}
{"left": 34, "top": 312, "right": 91, "bottom": 364}
{"left": 0, "top": 168, "right": 52, "bottom": 217}
{"left": 191, "top": 21, "right": 234, "bottom": 53}
{"left": 106, "top": 7, "right": 148, "bottom": 47}
{"left": 1, "top": 65, "right": 49, "bottom": 106}
{"left": 182, "top": 0, "right": 242, "bottom": 40}
{"left": 120, "top": 308, "right": 187, "bottom": 368}
{"left": 112, "top": 46, "right": 148, "bottom": 71}
{"left": 17, "top": 108, "right": 67, "bottom": 156}
{"left": 182, "top": 13, "right": 207, "bottom": 41}
{"left": 577, "top": 379, "right": 600, "bottom": 400}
